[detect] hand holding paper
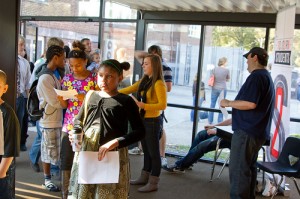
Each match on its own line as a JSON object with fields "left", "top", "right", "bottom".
{"left": 78, "top": 151, "right": 120, "bottom": 184}
{"left": 54, "top": 89, "right": 78, "bottom": 100}
{"left": 220, "top": 107, "right": 229, "bottom": 120}
{"left": 218, "top": 90, "right": 229, "bottom": 120}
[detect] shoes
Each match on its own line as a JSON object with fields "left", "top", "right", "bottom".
{"left": 186, "top": 165, "right": 193, "bottom": 170}
{"left": 128, "top": 147, "right": 144, "bottom": 155}
{"left": 30, "top": 162, "right": 40, "bottom": 172}
{"left": 42, "top": 181, "right": 60, "bottom": 192}
{"left": 162, "top": 164, "right": 185, "bottom": 173}
{"left": 262, "top": 179, "right": 276, "bottom": 197}
{"left": 28, "top": 121, "right": 36, "bottom": 127}
{"left": 20, "top": 144, "right": 27, "bottom": 151}
{"left": 161, "top": 157, "right": 168, "bottom": 167}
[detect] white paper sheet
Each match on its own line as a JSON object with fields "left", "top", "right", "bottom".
{"left": 78, "top": 151, "right": 120, "bottom": 184}
{"left": 220, "top": 107, "right": 229, "bottom": 120}
{"left": 54, "top": 89, "right": 78, "bottom": 100}
{"left": 218, "top": 90, "right": 229, "bottom": 120}
{"left": 0, "top": 110, "right": 4, "bottom": 155}
{"left": 215, "top": 125, "right": 233, "bottom": 134}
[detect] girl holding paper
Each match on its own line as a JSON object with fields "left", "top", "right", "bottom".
{"left": 69, "top": 59, "right": 145, "bottom": 198}
{"left": 57, "top": 40, "right": 98, "bottom": 198}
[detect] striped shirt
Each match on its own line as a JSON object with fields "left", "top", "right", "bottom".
{"left": 162, "top": 60, "right": 172, "bottom": 83}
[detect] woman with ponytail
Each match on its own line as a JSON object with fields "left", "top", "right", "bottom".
{"left": 119, "top": 54, "right": 167, "bottom": 192}
{"left": 57, "top": 40, "right": 98, "bottom": 198}
{"left": 68, "top": 59, "right": 145, "bottom": 198}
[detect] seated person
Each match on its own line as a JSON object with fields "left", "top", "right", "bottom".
{"left": 163, "top": 118, "right": 232, "bottom": 173}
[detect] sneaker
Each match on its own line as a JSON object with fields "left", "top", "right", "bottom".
{"left": 162, "top": 164, "right": 185, "bottom": 173}
{"left": 161, "top": 157, "right": 168, "bottom": 167}
{"left": 186, "top": 165, "right": 193, "bottom": 170}
{"left": 20, "top": 144, "right": 27, "bottom": 151}
{"left": 42, "top": 181, "right": 60, "bottom": 192}
{"left": 30, "top": 162, "right": 40, "bottom": 172}
{"left": 128, "top": 147, "right": 144, "bottom": 155}
{"left": 262, "top": 179, "right": 276, "bottom": 197}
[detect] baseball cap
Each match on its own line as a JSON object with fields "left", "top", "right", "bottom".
{"left": 243, "top": 47, "right": 269, "bottom": 66}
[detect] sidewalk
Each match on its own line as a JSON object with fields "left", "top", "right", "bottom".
{"left": 15, "top": 127, "right": 298, "bottom": 199}
{"left": 16, "top": 127, "right": 60, "bottom": 199}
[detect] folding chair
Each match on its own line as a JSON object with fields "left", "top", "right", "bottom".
{"left": 256, "top": 137, "right": 300, "bottom": 199}
{"left": 210, "top": 137, "right": 230, "bottom": 182}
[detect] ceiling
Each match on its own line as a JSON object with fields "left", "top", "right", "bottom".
{"left": 112, "top": 0, "right": 300, "bottom": 14}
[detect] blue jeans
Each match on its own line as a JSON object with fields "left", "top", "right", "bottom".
{"left": 229, "top": 129, "right": 265, "bottom": 199}
{"left": 297, "top": 85, "right": 300, "bottom": 100}
{"left": 16, "top": 96, "right": 27, "bottom": 145}
{"left": 29, "top": 121, "right": 60, "bottom": 173}
{"left": 175, "top": 130, "right": 231, "bottom": 169}
{"left": 29, "top": 121, "right": 41, "bottom": 164}
{"left": 208, "top": 88, "right": 227, "bottom": 124}
{"left": 190, "top": 96, "right": 208, "bottom": 121}
{"left": 141, "top": 117, "right": 161, "bottom": 177}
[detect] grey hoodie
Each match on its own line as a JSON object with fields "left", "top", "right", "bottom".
{"left": 37, "top": 68, "right": 63, "bottom": 128}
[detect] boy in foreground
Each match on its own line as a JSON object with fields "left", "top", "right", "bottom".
{"left": 0, "top": 70, "right": 21, "bottom": 198}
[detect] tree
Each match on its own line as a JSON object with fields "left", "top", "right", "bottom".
{"left": 211, "top": 26, "right": 265, "bottom": 50}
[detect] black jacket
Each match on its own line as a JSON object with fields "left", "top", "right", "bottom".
{"left": 73, "top": 92, "right": 145, "bottom": 148}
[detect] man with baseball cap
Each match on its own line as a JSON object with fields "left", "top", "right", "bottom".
{"left": 220, "top": 47, "right": 275, "bottom": 199}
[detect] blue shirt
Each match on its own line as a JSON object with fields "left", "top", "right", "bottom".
{"left": 232, "top": 69, "right": 275, "bottom": 140}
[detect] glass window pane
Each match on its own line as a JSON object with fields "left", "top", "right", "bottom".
{"left": 24, "top": 23, "right": 37, "bottom": 63}
{"left": 292, "top": 30, "right": 300, "bottom": 124}
{"left": 164, "top": 107, "right": 202, "bottom": 155}
{"left": 102, "top": 22, "right": 137, "bottom": 85}
{"left": 146, "top": 24, "right": 202, "bottom": 154}
{"left": 21, "top": 0, "right": 100, "bottom": 17}
{"left": 202, "top": 26, "right": 266, "bottom": 124}
{"left": 25, "top": 21, "right": 99, "bottom": 63}
{"left": 104, "top": 0, "right": 137, "bottom": 19}
{"left": 146, "top": 24, "right": 201, "bottom": 107}
{"left": 290, "top": 121, "right": 300, "bottom": 137}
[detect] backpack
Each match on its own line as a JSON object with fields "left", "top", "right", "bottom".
{"left": 27, "top": 73, "right": 55, "bottom": 122}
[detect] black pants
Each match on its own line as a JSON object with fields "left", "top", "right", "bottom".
{"left": 0, "top": 176, "right": 10, "bottom": 199}
{"left": 60, "top": 132, "right": 74, "bottom": 170}
{"left": 141, "top": 117, "right": 161, "bottom": 177}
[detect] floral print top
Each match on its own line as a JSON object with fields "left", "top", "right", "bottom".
{"left": 61, "top": 72, "right": 97, "bottom": 133}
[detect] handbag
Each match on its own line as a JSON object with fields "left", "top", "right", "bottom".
{"left": 208, "top": 69, "right": 215, "bottom": 87}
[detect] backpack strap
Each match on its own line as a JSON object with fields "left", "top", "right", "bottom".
{"left": 82, "top": 90, "right": 94, "bottom": 126}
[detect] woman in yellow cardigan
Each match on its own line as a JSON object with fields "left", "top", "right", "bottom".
{"left": 119, "top": 54, "right": 167, "bottom": 192}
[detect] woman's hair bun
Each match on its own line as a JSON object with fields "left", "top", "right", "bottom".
{"left": 120, "top": 62, "right": 130, "bottom": 71}
{"left": 72, "top": 40, "right": 85, "bottom": 51}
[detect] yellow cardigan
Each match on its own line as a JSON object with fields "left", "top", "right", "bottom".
{"left": 119, "top": 79, "right": 167, "bottom": 118}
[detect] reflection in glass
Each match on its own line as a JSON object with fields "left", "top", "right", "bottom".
{"left": 104, "top": 0, "right": 137, "bottom": 19}
{"left": 164, "top": 107, "right": 201, "bottom": 155}
{"left": 146, "top": 24, "right": 202, "bottom": 106}
{"left": 24, "top": 21, "right": 99, "bottom": 63}
{"left": 202, "top": 26, "right": 266, "bottom": 124}
{"left": 21, "top": 0, "right": 100, "bottom": 17}
{"left": 102, "top": 22, "right": 136, "bottom": 86}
